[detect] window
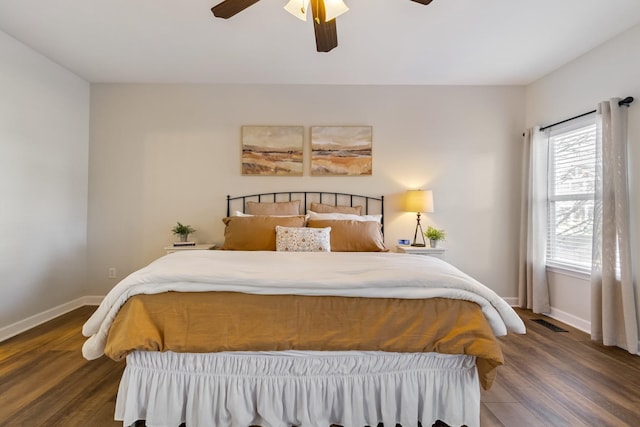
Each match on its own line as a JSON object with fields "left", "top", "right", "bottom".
{"left": 546, "top": 115, "right": 596, "bottom": 273}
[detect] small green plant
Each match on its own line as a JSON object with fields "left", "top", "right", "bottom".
{"left": 424, "top": 226, "right": 446, "bottom": 241}
{"left": 171, "top": 222, "right": 195, "bottom": 240}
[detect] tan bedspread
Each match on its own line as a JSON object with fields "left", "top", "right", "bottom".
{"left": 105, "top": 292, "right": 504, "bottom": 389}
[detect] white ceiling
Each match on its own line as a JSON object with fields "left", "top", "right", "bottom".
{"left": 1, "top": 0, "right": 640, "bottom": 85}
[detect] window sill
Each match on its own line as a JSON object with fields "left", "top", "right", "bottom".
{"left": 546, "top": 264, "right": 590, "bottom": 281}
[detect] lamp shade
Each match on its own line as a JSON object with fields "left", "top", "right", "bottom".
{"left": 324, "top": 0, "right": 349, "bottom": 21}
{"left": 284, "top": 0, "right": 310, "bottom": 21}
{"left": 405, "top": 189, "right": 434, "bottom": 213}
{"left": 285, "top": 0, "right": 347, "bottom": 22}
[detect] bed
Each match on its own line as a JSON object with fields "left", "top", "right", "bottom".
{"left": 82, "top": 191, "right": 525, "bottom": 427}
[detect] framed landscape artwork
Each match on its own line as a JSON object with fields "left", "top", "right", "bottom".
{"left": 311, "top": 126, "right": 372, "bottom": 176}
{"left": 241, "top": 126, "right": 304, "bottom": 176}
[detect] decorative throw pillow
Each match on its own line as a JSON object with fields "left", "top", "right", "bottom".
{"left": 310, "top": 202, "right": 362, "bottom": 215}
{"left": 246, "top": 200, "right": 301, "bottom": 215}
{"left": 275, "top": 226, "right": 331, "bottom": 252}
{"left": 222, "top": 215, "right": 306, "bottom": 250}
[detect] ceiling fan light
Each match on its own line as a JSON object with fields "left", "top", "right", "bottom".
{"left": 324, "top": 0, "right": 349, "bottom": 21}
{"left": 284, "top": 0, "right": 310, "bottom": 21}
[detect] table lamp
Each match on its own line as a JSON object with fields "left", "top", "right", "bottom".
{"left": 405, "top": 189, "right": 434, "bottom": 247}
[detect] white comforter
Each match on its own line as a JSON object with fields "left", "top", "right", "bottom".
{"left": 82, "top": 251, "right": 525, "bottom": 360}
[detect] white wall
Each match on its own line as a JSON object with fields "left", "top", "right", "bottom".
{"left": 526, "top": 23, "right": 640, "bottom": 331}
{"left": 88, "top": 84, "right": 525, "bottom": 299}
{"left": 0, "top": 31, "right": 90, "bottom": 330}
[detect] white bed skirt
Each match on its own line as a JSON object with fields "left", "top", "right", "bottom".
{"left": 115, "top": 351, "right": 480, "bottom": 427}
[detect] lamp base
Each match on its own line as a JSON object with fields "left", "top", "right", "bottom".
{"left": 412, "top": 213, "right": 427, "bottom": 247}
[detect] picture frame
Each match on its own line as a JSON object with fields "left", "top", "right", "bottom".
{"left": 241, "top": 126, "right": 304, "bottom": 176}
{"left": 311, "top": 126, "right": 372, "bottom": 176}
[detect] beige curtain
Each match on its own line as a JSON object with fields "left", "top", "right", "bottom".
{"left": 591, "top": 99, "right": 638, "bottom": 354}
{"left": 518, "top": 127, "right": 550, "bottom": 313}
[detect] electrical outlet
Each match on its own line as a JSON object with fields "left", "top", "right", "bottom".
{"left": 108, "top": 267, "right": 117, "bottom": 279}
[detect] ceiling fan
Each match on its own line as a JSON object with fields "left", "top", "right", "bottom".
{"left": 211, "top": 0, "right": 434, "bottom": 53}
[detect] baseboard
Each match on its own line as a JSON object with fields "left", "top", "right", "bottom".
{"left": 546, "top": 307, "right": 590, "bottom": 334}
{"left": 0, "top": 295, "right": 103, "bottom": 343}
{"left": 81, "top": 295, "right": 104, "bottom": 306}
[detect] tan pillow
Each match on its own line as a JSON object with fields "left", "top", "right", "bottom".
{"left": 246, "top": 200, "right": 301, "bottom": 215}
{"left": 306, "top": 219, "right": 388, "bottom": 252}
{"left": 310, "top": 202, "right": 362, "bottom": 215}
{"left": 222, "top": 216, "right": 306, "bottom": 250}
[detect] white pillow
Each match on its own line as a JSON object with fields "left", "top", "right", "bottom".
{"left": 275, "top": 226, "right": 331, "bottom": 252}
{"left": 307, "top": 210, "right": 382, "bottom": 223}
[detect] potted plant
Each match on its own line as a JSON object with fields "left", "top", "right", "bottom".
{"left": 172, "top": 222, "right": 196, "bottom": 242}
{"left": 424, "top": 226, "right": 445, "bottom": 248}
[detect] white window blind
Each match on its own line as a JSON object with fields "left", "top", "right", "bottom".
{"left": 546, "top": 116, "right": 596, "bottom": 272}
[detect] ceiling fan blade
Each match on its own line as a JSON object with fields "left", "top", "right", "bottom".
{"left": 311, "top": 0, "right": 338, "bottom": 52}
{"left": 410, "top": 0, "right": 434, "bottom": 4}
{"left": 211, "top": 0, "right": 261, "bottom": 19}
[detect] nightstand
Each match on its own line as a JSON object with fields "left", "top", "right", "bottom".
{"left": 396, "top": 245, "right": 446, "bottom": 259}
{"left": 164, "top": 244, "right": 216, "bottom": 254}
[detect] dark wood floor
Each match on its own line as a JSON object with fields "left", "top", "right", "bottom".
{"left": 1, "top": 306, "right": 639, "bottom": 426}
{"left": 481, "top": 309, "right": 640, "bottom": 426}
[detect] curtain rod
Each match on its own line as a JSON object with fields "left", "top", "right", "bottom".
{"left": 539, "top": 96, "right": 634, "bottom": 132}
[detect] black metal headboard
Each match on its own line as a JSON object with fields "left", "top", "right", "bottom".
{"left": 227, "top": 191, "right": 384, "bottom": 229}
